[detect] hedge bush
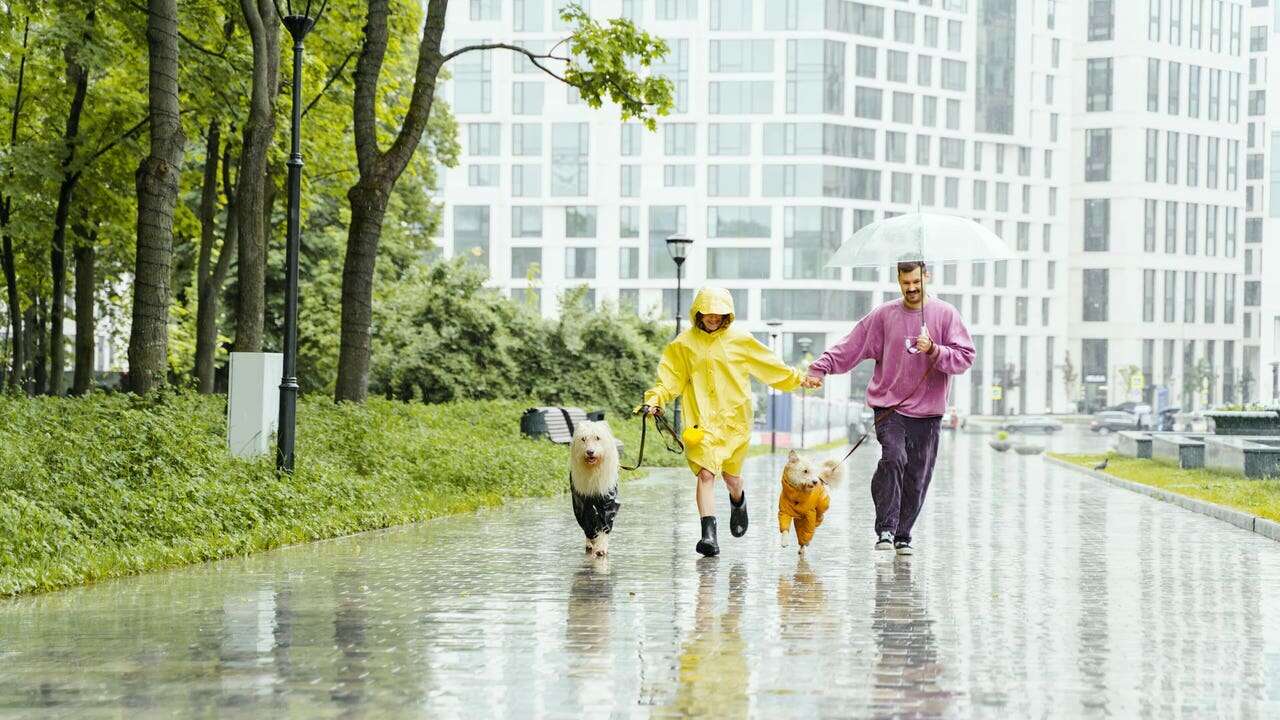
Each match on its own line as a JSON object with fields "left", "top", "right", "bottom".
{"left": 0, "top": 391, "right": 680, "bottom": 597}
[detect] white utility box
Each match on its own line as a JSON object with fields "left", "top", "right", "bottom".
{"left": 227, "top": 352, "right": 283, "bottom": 459}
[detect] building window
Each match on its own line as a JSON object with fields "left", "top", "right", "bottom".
{"left": 565, "top": 206, "right": 597, "bottom": 238}
{"left": 512, "top": 163, "right": 542, "bottom": 197}
{"left": 453, "top": 205, "right": 490, "bottom": 267}
{"left": 707, "top": 248, "right": 770, "bottom": 280}
{"left": 512, "top": 81, "right": 544, "bottom": 114}
{"left": 648, "top": 206, "right": 686, "bottom": 280}
{"left": 620, "top": 165, "right": 640, "bottom": 197}
{"left": 1088, "top": 0, "right": 1114, "bottom": 40}
{"left": 511, "top": 247, "right": 540, "bottom": 281}
{"left": 709, "top": 80, "right": 773, "bottom": 113}
{"left": 564, "top": 247, "right": 597, "bottom": 280}
{"left": 1204, "top": 272, "right": 1217, "bottom": 323}
{"left": 1146, "top": 129, "right": 1159, "bottom": 182}
{"left": 708, "top": 165, "right": 750, "bottom": 196}
{"left": 786, "top": 40, "right": 845, "bottom": 114}
{"left": 1165, "top": 200, "right": 1178, "bottom": 253}
{"left": 1149, "top": 0, "right": 1161, "bottom": 41}
{"left": 1143, "top": 269, "right": 1156, "bottom": 322}
{"left": 1144, "top": 199, "right": 1157, "bottom": 252}
{"left": 1166, "top": 131, "right": 1180, "bottom": 184}
{"left": 1188, "top": 65, "right": 1201, "bottom": 118}
{"left": 1184, "top": 271, "right": 1198, "bottom": 323}
{"left": 1164, "top": 270, "right": 1177, "bottom": 322}
{"left": 1187, "top": 134, "right": 1200, "bottom": 186}
{"left": 1085, "top": 129, "right": 1111, "bottom": 181}
{"left": 708, "top": 123, "right": 751, "bottom": 156}
{"left": 783, "top": 207, "right": 841, "bottom": 279}
{"left": 855, "top": 45, "right": 877, "bottom": 79}
{"left": 941, "top": 59, "right": 967, "bottom": 91}
{"left": 708, "top": 206, "right": 770, "bottom": 238}
{"left": 512, "top": 206, "right": 542, "bottom": 237}
{"left": 620, "top": 206, "right": 639, "bottom": 238}
{"left": 1082, "top": 269, "right": 1109, "bottom": 321}
{"left": 656, "top": 0, "right": 697, "bottom": 21}
{"left": 710, "top": 0, "right": 752, "bottom": 30}
{"left": 663, "top": 164, "right": 695, "bottom": 187}
{"left": 1084, "top": 199, "right": 1109, "bottom": 251}
{"left": 664, "top": 123, "right": 695, "bottom": 155}
{"left": 1147, "top": 59, "right": 1160, "bottom": 113}
{"left": 1186, "top": 202, "right": 1199, "bottom": 254}
{"left": 1087, "top": 58, "right": 1113, "bottom": 111}
{"left": 1168, "top": 62, "right": 1181, "bottom": 115}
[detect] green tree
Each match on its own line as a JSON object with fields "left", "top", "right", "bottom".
{"left": 333, "top": 0, "right": 673, "bottom": 402}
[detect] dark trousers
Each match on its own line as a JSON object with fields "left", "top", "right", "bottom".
{"left": 870, "top": 409, "right": 941, "bottom": 543}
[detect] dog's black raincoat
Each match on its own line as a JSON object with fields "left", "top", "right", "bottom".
{"left": 570, "top": 475, "right": 620, "bottom": 539}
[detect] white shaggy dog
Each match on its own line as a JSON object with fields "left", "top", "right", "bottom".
{"left": 569, "top": 421, "right": 621, "bottom": 557}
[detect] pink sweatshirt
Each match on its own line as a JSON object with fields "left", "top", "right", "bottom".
{"left": 806, "top": 299, "right": 975, "bottom": 418}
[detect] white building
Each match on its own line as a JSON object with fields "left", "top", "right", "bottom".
{"left": 1250, "top": 0, "right": 1280, "bottom": 403}
{"left": 440, "top": 0, "right": 1071, "bottom": 418}
{"left": 1069, "top": 0, "right": 1248, "bottom": 413}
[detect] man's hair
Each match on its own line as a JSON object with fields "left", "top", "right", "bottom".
{"left": 896, "top": 261, "right": 928, "bottom": 277}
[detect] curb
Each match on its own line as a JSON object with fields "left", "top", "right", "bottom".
{"left": 1044, "top": 456, "right": 1279, "bottom": 543}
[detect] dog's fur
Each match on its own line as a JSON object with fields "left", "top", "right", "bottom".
{"left": 569, "top": 421, "right": 620, "bottom": 557}
{"left": 778, "top": 450, "right": 845, "bottom": 554}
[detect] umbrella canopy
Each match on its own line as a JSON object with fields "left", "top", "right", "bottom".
{"left": 826, "top": 212, "right": 1012, "bottom": 268}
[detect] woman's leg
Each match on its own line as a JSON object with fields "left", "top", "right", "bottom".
{"left": 722, "top": 472, "right": 743, "bottom": 503}
{"left": 695, "top": 467, "right": 716, "bottom": 517}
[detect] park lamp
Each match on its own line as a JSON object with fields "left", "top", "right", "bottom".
{"left": 665, "top": 233, "right": 693, "bottom": 267}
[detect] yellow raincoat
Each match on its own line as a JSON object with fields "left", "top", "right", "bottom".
{"left": 777, "top": 482, "right": 831, "bottom": 546}
{"left": 643, "top": 287, "right": 804, "bottom": 476}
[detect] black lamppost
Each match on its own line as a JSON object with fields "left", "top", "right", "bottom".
{"left": 666, "top": 234, "right": 692, "bottom": 434}
{"left": 666, "top": 234, "right": 692, "bottom": 335}
{"left": 767, "top": 320, "right": 782, "bottom": 454}
{"left": 798, "top": 336, "right": 812, "bottom": 448}
{"left": 275, "top": 0, "right": 326, "bottom": 474}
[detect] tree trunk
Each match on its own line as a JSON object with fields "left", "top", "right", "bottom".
{"left": 32, "top": 298, "right": 46, "bottom": 395}
{"left": 195, "top": 120, "right": 237, "bottom": 393}
{"left": 232, "top": 0, "right": 279, "bottom": 353}
{"left": 49, "top": 21, "right": 93, "bottom": 397}
{"left": 334, "top": 0, "right": 448, "bottom": 403}
{"left": 0, "top": 234, "right": 20, "bottom": 391}
{"left": 335, "top": 184, "right": 390, "bottom": 402}
{"left": 127, "top": 0, "right": 185, "bottom": 394}
{"left": 1, "top": 16, "right": 29, "bottom": 390}
{"left": 21, "top": 305, "right": 37, "bottom": 395}
{"left": 72, "top": 227, "right": 96, "bottom": 396}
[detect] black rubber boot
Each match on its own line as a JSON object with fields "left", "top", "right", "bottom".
{"left": 729, "top": 491, "right": 748, "bottom": 537}
{"left": 696, "top": 516, "right": 720, "bottom": 557}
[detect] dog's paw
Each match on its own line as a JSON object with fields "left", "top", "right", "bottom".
{"left": 797, "top": 544, "right": 807, "bottom": 556}
{"left": 584, "top": 542, "right": 594, "bottom": 554}
{"left": 594, "top": 548, "right": 607, "bottom": 558}
{"left": 779, "top": 532, "right": 789, "bottom": 548}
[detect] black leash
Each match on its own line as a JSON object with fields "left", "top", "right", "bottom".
{"left": 828, "top": 347, "right": 941, "bottom": 472}
{"left": 621, "top": 407, "right": 684, "bottom": 471}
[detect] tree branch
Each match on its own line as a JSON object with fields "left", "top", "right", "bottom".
{"left": 442, "top": 42, "right": 569, "bottom": 67}
{"left": 302, "top": 49, "right": 357, "bottom": 118}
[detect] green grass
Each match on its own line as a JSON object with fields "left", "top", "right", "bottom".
{"left": 0, "top": 392, "right": 674, "bottom": 597}
{"left": 1051, "top": 453, "right": 1280, "bottom": 523}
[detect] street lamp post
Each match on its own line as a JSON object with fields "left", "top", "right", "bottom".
{"left": 666, "top": 234, "right": 693, "bottom": 433}
{"left": 767, "top": 320, "right": 782, "bottom": 454}
{"left": 275, "top": 0, "right": 326, "bottom": 474}
{"left": 798, "top": 336, "right": 812, "bottom": 449}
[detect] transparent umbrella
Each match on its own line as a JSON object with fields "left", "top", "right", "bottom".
{"left": 826, "top": 212, "right": 1010, "bottom": 354}
{"left": 825, "top": 212, "right": 1011, "bottom": 268}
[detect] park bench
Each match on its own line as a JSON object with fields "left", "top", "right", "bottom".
{"left": 521, "top": 407, "right": 624, "bottom": 454}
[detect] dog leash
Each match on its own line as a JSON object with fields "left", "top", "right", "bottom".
{"left": 621, "top": 408, "right": 684, "bottom": 471}
{"left": 827, "top": 339, "right": 942, "bottom": 473}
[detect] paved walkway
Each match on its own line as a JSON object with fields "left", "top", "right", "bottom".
{"left": 1, "top": 430, "right": 1279, "bottom": 718}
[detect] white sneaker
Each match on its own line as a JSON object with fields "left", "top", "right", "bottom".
{"left": 895, "top": 541, "right": 914, "bottom": 556}
{"left": 875, "top": 532, "right": 895, "bottom": 551}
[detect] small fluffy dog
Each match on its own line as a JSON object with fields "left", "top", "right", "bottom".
{"left": 569, "top": 421, "right": 621, "bottom": 557}
{"left": 778, "top": 450, "right": 844, "bottom": 555}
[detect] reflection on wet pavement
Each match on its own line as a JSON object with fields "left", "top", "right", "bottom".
{"left": 0, "top": 426, "right": 1278, "bottom": 718}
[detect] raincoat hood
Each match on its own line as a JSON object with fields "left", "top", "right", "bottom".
{"left": 689, "top": 287, "right": 735, "bottom": 333}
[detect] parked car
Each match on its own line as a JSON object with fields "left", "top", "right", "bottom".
{"left": 1000, "top": 416, "right": 1063, "bottom": 433}
{"left": 1090, "top": 410, "right": 1140, "bottom": 434}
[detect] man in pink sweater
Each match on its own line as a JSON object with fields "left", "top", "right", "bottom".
{"left": 801, "top": 262, "right": 975, "bottom": 556}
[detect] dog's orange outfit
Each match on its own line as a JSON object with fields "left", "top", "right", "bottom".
{"left": 777, "top": 481, "right": 830, "bottom": 545}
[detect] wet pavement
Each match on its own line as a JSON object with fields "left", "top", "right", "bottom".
{"left": 1, "top": 426, "right": 1279, "bottom": 718}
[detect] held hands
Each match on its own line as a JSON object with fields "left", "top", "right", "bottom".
{"left": 639, "top": 404, "right": 663, "bottom": 417}
{"left": 800, "top": 375, "right": 823, "bottom": 390}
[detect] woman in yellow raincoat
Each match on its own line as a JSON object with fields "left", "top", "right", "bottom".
{"left": 643, "top": 287, "right": 805, "bottom": 557}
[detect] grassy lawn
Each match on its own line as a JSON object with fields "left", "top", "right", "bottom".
{"left": 0, "top": 393, "right": 677, "bottom": 597}
{"left": 748, "top": 438, "right": 851, "bottom": 457}
{"left": 1051, "top": 453, "right": 1280, "bottom": 523}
